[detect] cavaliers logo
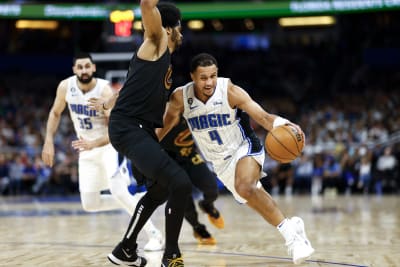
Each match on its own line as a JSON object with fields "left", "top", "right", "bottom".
{"left": 174, "top": 128, "right": 194, "bottom": 147}
{"left": 164, "top": 64, "right": 173, "bottom": 90}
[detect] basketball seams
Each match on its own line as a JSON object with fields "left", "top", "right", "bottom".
{"left": 280, "top": 125, "right": 301, "bottom": 154}
{"left": 270, "top": 131, "right": 298, "bottom": 158}
{"left": 266, "top": 147, "right": 293, "bottom": 163}
{"left": 265, "top": 125, "right": 304, "bottom": 163}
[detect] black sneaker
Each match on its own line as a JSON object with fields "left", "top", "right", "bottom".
{"left": 161, "top": 255, "right": 184, "bottom": 267}
{"left": 107, "top": 242, "right": 147, "bottom": 266}
{"left": 198, "top": 200, "right": 225, "bottom": 229}
{"left": 193, "top": 224, "right": 216, "bottom": 245}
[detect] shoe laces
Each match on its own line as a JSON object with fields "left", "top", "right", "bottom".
{"left": 165, "top": 256, "right": 184, "bottom": 267}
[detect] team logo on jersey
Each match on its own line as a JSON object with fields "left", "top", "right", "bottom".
{"left": 188, "top": 98, "right": 198, "bottom": 110}
{"left": 174, "top": 128, "right": 194, "bottom": 147}
{"left": 70, "top": 87, "right": 78, "bottom": 96}
{"left": 164, "top": 65, "right": 173, "bottom": 90}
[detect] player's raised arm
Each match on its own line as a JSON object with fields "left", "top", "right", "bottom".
{"left": 156, "top": 88, "right": 184, "bottom": 141}
{"left": 140, "top": 0, "right": 163, "bottom": 40}
{"left": 138, "top": 0, "right": 168, "bottom": 61}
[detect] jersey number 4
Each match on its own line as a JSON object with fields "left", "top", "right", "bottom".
{"left": 78, "top": 117, "right": 93, "bottom": 130}
{"left": 208, "top": 130, "right": 223, "bottom": 145}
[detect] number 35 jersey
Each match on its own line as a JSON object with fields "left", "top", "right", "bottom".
{"left": 182, "top": 77, "right": 248, "bottom": 165}
{"left": 65, "top": 76, "right": 109, "bottom": 141}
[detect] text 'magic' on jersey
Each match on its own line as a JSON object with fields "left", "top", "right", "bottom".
{"left": 187, "top": 113, "right": 231, "bottom": 130}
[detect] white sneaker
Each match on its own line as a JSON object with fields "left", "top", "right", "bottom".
{"left": 287, "top": 217, "right": 314, "bottom": 264}
{"left": 143, "top": 231, "right": 164, "bottom": 251}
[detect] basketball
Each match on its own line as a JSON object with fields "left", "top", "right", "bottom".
{"left": 265, "top": 125, "right": 304, "bottom": 163}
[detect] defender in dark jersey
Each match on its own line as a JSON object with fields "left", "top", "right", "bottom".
{"left": 106, "top": 1, "right": 189, "bottom": 267}
{"left": 161, "top": 116, "right": 225, "bottom": 244}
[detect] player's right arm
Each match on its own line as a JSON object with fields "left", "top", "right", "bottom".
{"left": 42, "top": 80, "right": 67, "bottom": 167}
{"left": 156, "top": 87, "right": 184, "bottom": 141}
{"left": 137, "top": 0, "right": 167, "bottom": 61}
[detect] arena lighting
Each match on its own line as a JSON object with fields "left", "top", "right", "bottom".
{"left": 278, "top": 16, "right": 336, "bottom": 27}
{"left": 133, "top": 21, "right": 142, "bottom": 31}
{"left": 187, "top": 20, "right": 204, "bottom": 30}
{"left": 15, "top": 20, "right": 58, "bottom": 30}
{"left": 109, "top": 10, "right": 134, "bottom": 23}
{"left": 1, "top": 2, "right": 400, "bottom": 20}
{"left": 109, "top": 10, "right": 134, "bottom": 37}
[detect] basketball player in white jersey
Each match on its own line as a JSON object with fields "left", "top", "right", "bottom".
{"left": 41, "top": 53, "right": 163, "bottom": 252}
{"left": 157, "top": 53, "right": 315, "bottom": 265}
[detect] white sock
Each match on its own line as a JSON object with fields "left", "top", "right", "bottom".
{"left": 277, "top": 218, "right": 296, "bottom": 244}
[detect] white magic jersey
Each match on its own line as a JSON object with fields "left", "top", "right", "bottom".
{"left": 182, "top": 77, "right": 265, "bottom": 203}
{"left": 182, "top": 78, "right": 248, "bottom": 164}
{"left": 65, "top": 76, "right": 109, "bottom": 141}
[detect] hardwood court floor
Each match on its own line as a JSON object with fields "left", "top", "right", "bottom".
{"left": 0, "top": 194, "right": 398, "bottom": 267}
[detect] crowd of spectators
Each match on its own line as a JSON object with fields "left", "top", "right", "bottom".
{"left": 0, "top": 11, "right": 399, "bottom": 197}
{"left": 0, "top": 65, "right": 398, "bottom": 197}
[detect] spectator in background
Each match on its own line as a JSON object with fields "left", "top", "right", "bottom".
{"left": 321, "top": 155, "right": 343, "bottom": 195}
{"left": 293, "top": 154, "right": 313, "bottom": 195}
{"left": 8, "top": 153, "right": 25, "bottom": 195}
{"left": 20, "top": 158, "right": 37, "bottom": 194}
{"left": 357, "top": 154, "right": 372, "bottom": 194}
{"left": 375, "top": 146, "right": 398, "bottom": 194}
{"left": 32, "top": 155, "right": 52, "bottom": 195}
{"left": 270, "top": 163, "right": 294, "bottom": 197}
{"left": 0, "top": 153, "right": 10, "bottom": 195}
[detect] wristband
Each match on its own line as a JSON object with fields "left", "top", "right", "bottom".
{"left": 273, "top": 116, "right": 289, "bottom": 128}
{"left": 102, "top": 102, "right": 108, "bottom": 110}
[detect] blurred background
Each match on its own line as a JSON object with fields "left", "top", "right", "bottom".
{"left": 0, "top": 0, "right": 399, "bottom": 198}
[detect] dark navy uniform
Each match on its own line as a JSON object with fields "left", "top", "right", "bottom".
{"left": 109, "top": 50, "right": 192, "bottom": 256}
{"left": 161, "top": 117, "right": 219, "bottom": 227}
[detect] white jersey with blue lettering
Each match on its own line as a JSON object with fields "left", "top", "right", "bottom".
{"left": 182, "top": 77, "right": 265, "bottom": 203}
{"left": 65, "top": 76, "right": 109, "bottom": 141}
{"left": 182, "top": 78, "right": 245, "bottom": 164}
{"left": 65, "top": 76, "right": 130, "bottom": 192}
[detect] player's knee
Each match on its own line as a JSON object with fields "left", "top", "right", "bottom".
{"left": 235, "top": 179, "right": 256, "bottom": 200}
{"left": 81, "top": 194, "right": 100, "bottom": 212}
{"left": 109, "top": 180, "right": 129, "bottom": 200}
{"left": 207, "top": 188, "right": 219, "bottom": 201}
{"left": 171, "top": 172, "right": 192, "bottom": 196}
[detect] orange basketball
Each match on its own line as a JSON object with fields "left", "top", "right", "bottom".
{"left": 265, "top": 125, "right": 304, "bottom": 163}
